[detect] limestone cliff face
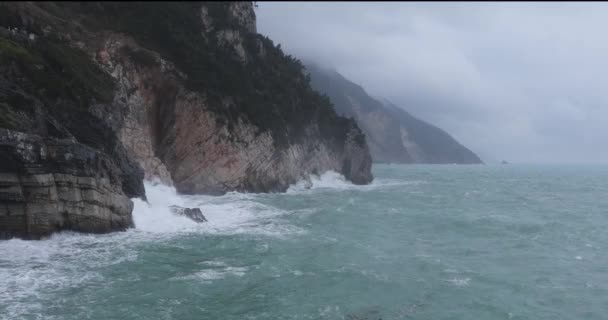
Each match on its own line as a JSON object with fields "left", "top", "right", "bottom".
{"left": 0, "top": 130, "right": 135, "bottom": 239}
{"left": 307, "top": 64, "right": 483, "bottom": 164}
{"left": 0, "top": 0, "right": 372, "bottom": 237}
{"left": 0, "top": 2, "right": 373, "bottom": 238}
{"left": 0, "top": 28, "right": 145, "bottom": 238}
{"left": 56, "top": 1, "right": 373, "bottom": 194}
{"left": 92, "top": 31, "right": 371, "bottom": 194}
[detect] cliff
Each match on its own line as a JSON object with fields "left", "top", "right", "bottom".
{"left": 306, "top": 64, "right": 483, "bottom": 164}
{"left": 0, "top": 29, "right": 145, "bottom": 239}
{"left": 0, "top": 130, "right": 139, "bottom": 239}
{"left": 0, "top": 2, "right": 372, "bottom": 238}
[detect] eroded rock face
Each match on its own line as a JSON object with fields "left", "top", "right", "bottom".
{"left": 228, "top": 1, "right": 257, "bottom": 34}
{"left": 0, "top": 29, "right": 145, "bottom": 239}
{"left": 95, "top": 36, "right": 175, "bottom": 186}
{"left": 85, "top": 4, "right": 373, "bottom": 195}
{"left": 0, "top": 129, "right": 135, "bottom": 239}
{"left": 153, "top": 93, "right": 373, "bottom": 194}
{"left": 342, "top": 126, "right": 373, "bottom": 185}
{"left": 1, "top": 1, "right": 373, "bottom": 208}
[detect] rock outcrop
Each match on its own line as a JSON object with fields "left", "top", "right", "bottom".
{"left": 0, "top": 2, "right": 373, "bottom": 238}
{"left": 8, "top": 1, "right": 372, "bottom": 195}
{"left": 306, "top": 63, "right": 483, "bottom": 164}
{"left": 0, "top": 130, "right": 136, "bottom": 239}
{"left": 169, "top": 205, "right": 207, "bottom": 223}
{"left": 92, "top": 32, "right": 372, "bottom": 194}
{"left": 0, "top": 26, "right": 145, "bottom": 239}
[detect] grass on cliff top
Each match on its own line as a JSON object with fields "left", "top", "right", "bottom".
{"left": 0, "top": 37, "right": 39, "bottom": 63}
{"left": 0, "top": 34, "right": 115, "bottom": 108}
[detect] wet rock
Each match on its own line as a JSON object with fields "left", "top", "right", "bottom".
{"left": 169, "top": 205, "right": 207, "bottom": 223}
{"left": 302, "top": 177, "right": 313, "bottom": 189}
{"left": 90, "top": 5, "right": 374, "bottom": 195}
{"left": 0, "top": 129, "right": 140, "bottom": 239}
{"left": 1, "top": 1, "right": 373, "bottom": 202}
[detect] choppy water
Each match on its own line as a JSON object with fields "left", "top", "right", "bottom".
{"left": 2, "top": 164, "right": 608, "bottom": 320}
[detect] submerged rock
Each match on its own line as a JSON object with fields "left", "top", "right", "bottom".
{"left": 169, "top": 205, "right": 208, "bottom": 223}
{"left": 303, "top": 177, "right": 313, "bottom": 189}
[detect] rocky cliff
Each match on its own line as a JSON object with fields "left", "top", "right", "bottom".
{"left": 0, "top": 2, "right": 372, "bottom": 237}
{"left": 0, "top": 27, "right": 145, "bottom": 238}
{"left": 306, "top": 64, "right": 483, "bottom": 164}
{"left": 0, "top": 130, "right": 138, "bottom": 239}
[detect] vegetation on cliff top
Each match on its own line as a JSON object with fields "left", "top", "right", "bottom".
{"left": 36, "top": 1, "right": 360, "bottom": 149}
{"left": 0, "top": 34, "right": 115, "bottom": 105}
{"left": 0, "top": 26, "right": 145, "bottom": 197}
{"left": 0, "top": 1, "right": 366, "bottom": 151}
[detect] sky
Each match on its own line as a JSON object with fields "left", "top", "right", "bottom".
{"left": 256, "top": 2, "right": 608, "bottom": 164}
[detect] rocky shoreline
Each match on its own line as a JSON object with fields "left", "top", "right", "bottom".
{"left": 0, "top": 2, "right": 373, "bottom": 239}
{"left": 0, "top": 129, "right": 137, "bottom": 239}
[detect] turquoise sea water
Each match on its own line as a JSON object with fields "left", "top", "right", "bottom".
{"left": 2, "top": 164, "right": 608, "bottom": 319}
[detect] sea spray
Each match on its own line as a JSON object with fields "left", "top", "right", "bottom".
{"left": 3, "top": 165, "right": 607, "bottom": 320}
{"left": 132, "top": 181, "right": 198, "bottom": 233}
{"left": 132, "top": 171, "right": 355, "bottom": 234}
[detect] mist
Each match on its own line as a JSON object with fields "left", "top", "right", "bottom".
{"left": 256, "top": 2, "right": 608, "bottom": 164}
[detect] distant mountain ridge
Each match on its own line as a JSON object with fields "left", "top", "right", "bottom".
{"left": 306, "top": 63, "right": 483, "bottom": 164}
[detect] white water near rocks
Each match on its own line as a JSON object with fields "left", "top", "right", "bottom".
{"left": 0, "top": 171, "right": 355, "bottom": 319}
{"left": 2, "top": 165, "right": 608, "bottom": 319}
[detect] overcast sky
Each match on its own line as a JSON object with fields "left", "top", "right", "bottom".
{"left": 256, "top": 2, "right": 608, "bottom": 164}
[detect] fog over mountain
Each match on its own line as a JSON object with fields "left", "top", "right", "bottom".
{"left": 305, "top": 63, "right": 483, "bottom": 164}
{"left": 257, "top": 2, "right": 608, "bottom": 164}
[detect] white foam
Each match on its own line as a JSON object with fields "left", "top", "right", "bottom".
{"left": 444, "top": 277, "right": 471, "bottom": 287}
{"left": 0, "top": 231, "right": 141, "bottom": 320}
{"left": 0, "top": 180, "right": 307, "bottom": 319}
{"left": 132, "top": 186, "right": 205, "bottom": 233}
{"left": 171, "top": 266, "right": 248, "bottom": 282}
{"left": 0, "top": 172, "right": 411, "bottom": 319}
{"left": 287, "top": 170, "right": 424, "bottom": 194}
{"left": 287, "top": 171, "right": 353, "bottom": 193}
{"left": 131, "top": 181, "right": 303, "bottom": 237}
{"left": 200, "top": 260, "right": 228, "bottom": 267}
{"left": 318, "top": 305, "right": 343, "bottom": 318}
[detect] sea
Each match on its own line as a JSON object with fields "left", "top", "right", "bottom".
{"left": 1, "top": 164, "right": 608, "bottom": 320}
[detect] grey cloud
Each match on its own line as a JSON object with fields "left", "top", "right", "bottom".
{"left": 256, "top": 2, "right": 608, "bottom": 163}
